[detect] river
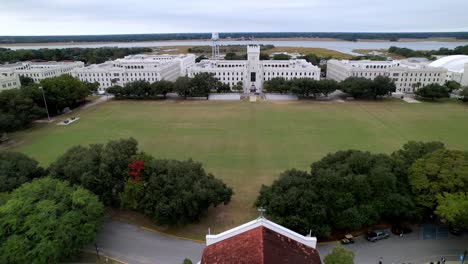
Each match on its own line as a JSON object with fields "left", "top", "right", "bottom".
{"left": 2, "top": 40, "right": 468, "bottom": 55}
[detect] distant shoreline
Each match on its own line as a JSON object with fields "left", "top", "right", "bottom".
{"left": 2, "top": 37, "right": 468, "bottom": 47}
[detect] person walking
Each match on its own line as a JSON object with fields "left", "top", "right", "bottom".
{"left": 379, "top": 257, "right": 383, "bottom": 264}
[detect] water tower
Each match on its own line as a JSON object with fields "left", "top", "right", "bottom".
{"left": 211, "top": 32, "right": 220, "bottom": 60}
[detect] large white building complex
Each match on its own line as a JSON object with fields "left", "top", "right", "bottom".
{"left": 0, "top": 61, "right": 84, "bottom": 83}
{"left": 0, "top": 71, "right": 20, "bottom": 91}
{"left": 72, "top": 54, "right": 195, "bottom": 93}
{"left": 429, "top": 55, "right": 468, "bottom": 86}
{"left": 189, "top": 45, "right": 321, "bottom": 93}
{"left": 327, "top": 59, "right": 447, "bottom": 93}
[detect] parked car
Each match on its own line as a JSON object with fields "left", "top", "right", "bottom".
{"left": 366, "top": 230, "right": 390, "bottom": 242}
{"left": 391, "top": 224, "right": 413, "bottom": 235}
{"left": 449, "top": 225, "right": 463, "bottom": 236}
{"left": 341, "top": 234, "right": 354, "bottom": 244}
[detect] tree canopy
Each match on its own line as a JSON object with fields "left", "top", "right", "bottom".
{"left": 0, "top": 86, "right": 45, "bottom": 132}
{"left": 409, "top": 149, "right": 468, "bottom": 209}
{"left": 414, "top": 83, "right": 450, "bottom": 100}
{"left": 341, "top": 76, "right": 395, "bottom": 99}
{"left": 263, "top": 78, "right": 339, "bottom": 98}
{"left": 121, "top": 157, "right": 233, "bottom": 225}
{"left": 324, "top": 247, "right": 355, "bottom": 264}
{"left": 40, "top": 75, "right": 94, "bottom": 114}
{"left": 0, "top": 151, "right": 45, "bottom": 192}
{"left": 0, "top": 177, "right": 104, "bottom": 263}
{"left": 49, "top": 138, "right": 139, "bottom": 206}
{"left": 256, "top": 148, "right": 419, "bottom": 237}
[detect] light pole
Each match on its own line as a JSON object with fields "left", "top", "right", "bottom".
{"left": 40, "top": 86, "right": 51, "bottom": 122}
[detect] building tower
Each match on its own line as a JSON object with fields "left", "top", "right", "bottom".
{"left": 211, "top": 32, "right": 220, "bottom": 60}
{"left": 246, "top": 45, "right": 262, "bottom": 93}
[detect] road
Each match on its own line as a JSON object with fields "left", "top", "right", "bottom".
{"left": 93, "top": 220, "right": 468, "bottom": 264}
{"left": 90, "top": 220, "right": 204, "bottom": 264}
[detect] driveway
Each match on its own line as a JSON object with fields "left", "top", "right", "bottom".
{"left": 90, "top": 220, "right": 204, "bottom": 264}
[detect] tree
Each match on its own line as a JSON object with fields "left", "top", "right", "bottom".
{"left": 174, "top": 76, "right": 191, "bottom": 99}
{"left": 372, "top": 76, "right": 396, "bottom": 99}
{"left": 460, "top": 87, "right": 468, "bottom": 102}
{"left": 436, "top": 192, "right": 468, "bottom": 228}
{"left": 263, "top": 78, "right": 291, "bottom": 94}
{"left": 151, "top": 80, "right": 174, "bottom": 98}
{"left": 409, "top": 149, "right": 468, "bottom": 209}
{"left": 0, "top": 177, "right": 104, "bottom": 263}
{"left": 121, "top": 158, "right": 233, "bottom": 225}
{"left": 19, "top": 76, "right": 35, "bottom": 86}
{"left": 49, "top": 138, "right": 138, "bottom": 206}
{"left": 272, "top": 53, "right": 291, "bottom": 60}
{"left": 341, "top": 76, "right": 395, "bottom": 100}
{"left": 0, "top": 87, "right": 45, "bottom": 132}
{"left": 83, "top": 81, "right": 99, "bottom": 94}
{"left": 0, "top": 151, "right": 45, "bottom": 192}
{"left": 195, "top": 55, "right": 208, "bottom": 63}
{"left": 259, "top": 53, "right": 270, "bottom": 60}
{"left": 299, "top": 53, "right": 321, "bottom": 66}
{"left": 40, "top": 75, "right": 91, "bottom": 114}
{"left": 232, "top": 81, "right": 244, "bottom": 92}
{"left": 411, "top": 82, "right": 422, "bottom": 91}
{"left": 189, "top": 72, "right": 220, "bottom": 99}
{"left": 341, "top": 77, "right": 375, "bottom": 99}
{"left": 256, "top": 150, "right": 418, "bottom": 237}
{"left": 445, "top": 80, "right": 461, "bottom": 91}
{"left": 317, "top": 79, "right": 339, "bottom": 97}
{"left": 182, "top": 258, "right": 193, "bottom": 264}
{"left": 324, "top": 247, "right": 355, "bottom": 264}
{"left": 414, "top": 84, "right": 450, "bottom": 100}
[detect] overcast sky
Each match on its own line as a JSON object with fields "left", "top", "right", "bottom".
{"left": 1, "top": 0, "right": 468, "bottom": 35}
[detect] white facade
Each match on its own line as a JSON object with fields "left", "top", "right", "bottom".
{"left": 0, "top": 61, "right": 84, "bottom": 83}
{"left": 429, "top": 55, "right": 468, "bottom": 86}
{"left": 0, "top": 71, "right": 20, "bottom": 91}
{"left": 327, "top": 59, "right": 447, "bottom": 93}
{"left": 72, "top": 54, "right": 195, "bottom": 92}
{"left": 189, "top": 45, "right": 320, "bottom": 93}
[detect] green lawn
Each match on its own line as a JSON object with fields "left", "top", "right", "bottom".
{"left": 7, "top": 99, "right": 468, "bottom": 239}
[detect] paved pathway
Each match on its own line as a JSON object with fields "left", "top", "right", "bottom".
{"left": 90, "top": 220, "right": 204, "bottom": 264}
{"left": 93, "top": 221, "right": 468, "bottom": 264}
{"left": 82, "top": 95, "right": 114, "bottom": 109}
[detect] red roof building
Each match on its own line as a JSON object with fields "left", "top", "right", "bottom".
{"left": 201, "top": 217, "right": 321, "bottom": 264}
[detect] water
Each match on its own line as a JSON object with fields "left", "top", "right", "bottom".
{"left": 2, "top": 40, "right": 468, "bottom": 55}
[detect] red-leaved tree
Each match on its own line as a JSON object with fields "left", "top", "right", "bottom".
{"left": 128, "top": 160, "right": 144, "bottom": 183}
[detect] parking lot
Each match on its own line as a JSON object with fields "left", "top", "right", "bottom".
{"left": 317, "top": 225, "right": 468, "bottom": 264}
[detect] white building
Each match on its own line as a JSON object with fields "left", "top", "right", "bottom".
{"left": 188, "top": 45, "right": 320, "bottom": 93}
{"left": 0, "top": 61, "right": 84, "bottom": 83}
{"left": 429, "top": 55, "right": 468, "bottom": 86}
{"left": 0, "top": 71, "right": 20, "bottom": 91}
{"left": 327, "top": 59, "right": 447, "bottom": 93}
{"left": 72, "top": 54, "right": 195, "bottom": 93}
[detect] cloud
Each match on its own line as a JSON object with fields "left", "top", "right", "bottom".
{"left": 1, "top": 0, "right": 467, "bottom": 35}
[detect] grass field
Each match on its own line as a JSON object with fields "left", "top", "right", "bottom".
{"left": 7, "top": 99, "right": 468, "bottom": 239}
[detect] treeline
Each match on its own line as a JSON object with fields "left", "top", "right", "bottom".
{"left": 0, "top": 75, "right": 97, "bottom": 132}
{"left": 0, "top": 47, "right": 152, "bottom": 64}
{"left": 107, "top": 73, "right": 234, "bottom": 100}
{"left": 256, "top": 141, "right": 468, "bottom": 238}
{"left": 2, "top": 32, "right": 468, "bottom": 44}
{"left": 0, "top": 138, "right": 233, "bottom": 261}
{"left": 263, "top": 76, "right": 396, "bottom": 99}
{"left": 389, "top": 44, "right": 468, "bottom": 58}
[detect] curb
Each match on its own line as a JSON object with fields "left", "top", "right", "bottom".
{"left": 140, "top": 226, "right": 205, "bottom": 243}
